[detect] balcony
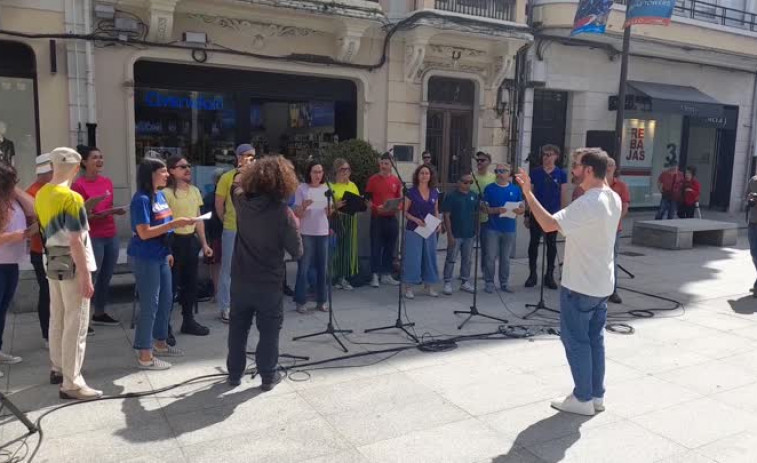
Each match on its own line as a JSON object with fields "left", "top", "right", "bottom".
{"left": 616, "top": 0, "right": 757, "bottom": 31}
{"left": 431, "top": 0, "right": 517, "bottom": 21}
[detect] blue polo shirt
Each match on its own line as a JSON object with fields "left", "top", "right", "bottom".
{"left": 483, "top": 182, "right": 522, "bottom": 234}
{"left": 531, "top": 167, "right": 567, "bottom": 214}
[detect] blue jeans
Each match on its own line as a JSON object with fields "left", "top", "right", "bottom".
{"left": 749, "top": 223, "right": 757, "bottom": 274}
{"left": 295, "top": 235, "right": 328, "bottom": 306}
{"left": 91, "top": 236, "right": 119, "bottom": 314}
{"left": 655, "top": 198, "right": 677, "bottom": 220}
{"left": 0, "top": 264, "right": 19, "bottom": 351}
{"left": 132, "top": 257, "right": 172, "bottom": 350}
{"left": 217, "top": 229, "right": 236, "bottom": 312}
{"left": 443, "top": 237, "right": 474, "bottom": 283}
{"left": 559, "top": 287, "right": 608, "bottom": 402}
{"left": 402, "top": 229, "right": 439, "bottom": 285}
{"left": 483, "top": 229, "right": 516, "bottom": 287}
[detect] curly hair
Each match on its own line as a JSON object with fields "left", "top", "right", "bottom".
{"left": 0, "top": 163, "right": 18, "bottom": 232}
{"left": 238, "top": 155, "right": 298, "bottom": 201}
{"left": 412, "top": 164, "right": 437, "bottom": 189}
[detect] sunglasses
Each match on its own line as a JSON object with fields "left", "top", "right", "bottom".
{"left": 461, "top": 180, "right": 473, "bottom": 184}
{"left": 476, "top": 159, "right": 488, "bottom": 164}
{"left": 338, "top": 167, "right": 351, "bottom": 172}
{"left": 494, "top": 169, "right": 509, "bottom": 174}
{"left": 175, "top": 164, "right": 192, "bottom": 170}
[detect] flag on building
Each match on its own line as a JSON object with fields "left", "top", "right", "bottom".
{"left": 624, "top": 0, "right": 676, "bottom": 27}
{"left": 571, "top": 0, "right": 615, "bottom": 35}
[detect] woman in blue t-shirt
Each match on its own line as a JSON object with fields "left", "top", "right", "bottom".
{"left": 129, "top": 157, "right": 194, "bottom": 370}
{"left": 402, "top": 164, "right": 440, "bottom": 299}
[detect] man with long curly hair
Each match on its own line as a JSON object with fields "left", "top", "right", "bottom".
{"left": 226, "top": 155, "right": 303, "bottom": 390}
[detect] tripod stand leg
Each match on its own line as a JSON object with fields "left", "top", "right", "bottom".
{"left": 0, "top": 393, "right": 37, "bottom": 433}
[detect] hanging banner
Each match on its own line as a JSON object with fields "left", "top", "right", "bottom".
{"left": 624, "top": 0, "right": 676, "bottom": 27}
{"left": 571, "top": 0, "right": 615, "bottom": 35}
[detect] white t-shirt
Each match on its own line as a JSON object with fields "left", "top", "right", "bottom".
{"left": 553, "top": 186, "right": 621, "bottom": 297}
{"left": 294, "top": 183, "right": 330, "bottom": 237}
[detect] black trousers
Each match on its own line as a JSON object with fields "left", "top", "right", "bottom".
{"left": 528, "top": 221, "right": 558, "bottom": 272}
{"left": 227, "top": 288, "right": 283, "bottom": 382}
{"left": 679, "top": 204, "right": 696, "bottom": 218}
{"left": 171, "top": 234, "right": 199, "bottom": 319}
{"left": 30, "top": 252, "right": 50, "bottom": 340}
{"left": 370, "top": 215, "right": 398, "bottom": 275}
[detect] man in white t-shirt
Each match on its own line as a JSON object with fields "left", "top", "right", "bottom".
{"left": 516, "top": 148, "right": 621, "bottom": 416}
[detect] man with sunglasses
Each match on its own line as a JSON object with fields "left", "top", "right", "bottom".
{"left": 441, "top": 172, "right": 478, "bottom": 295}
{"left": 526, "top": 145, "right": 568, "bottom": 289}
{"left": 473, "top": 152, "right": 496, "bottom": 273}
{"left": 516, "top": 148, "right": 621, "bottom": 416}
{"left": 215, "top": 144, "right": 255, "bottom": 323}
{"left": 421, "top": 151, "right": 434, "bottom": 169}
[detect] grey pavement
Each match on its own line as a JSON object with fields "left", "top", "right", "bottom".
{"left": 1, "top": 228, "right": 757, "bottom": 462}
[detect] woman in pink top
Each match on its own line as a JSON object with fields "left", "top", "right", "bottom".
{"left": 0, "top": 164, "right": 35, "bottom": 367}
{"left": 72, "top": 146, "right": 126, "bottom": 327}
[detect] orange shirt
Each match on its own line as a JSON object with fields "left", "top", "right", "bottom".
{"left": 25, "top": 181, "right": 45, "bottom": 254}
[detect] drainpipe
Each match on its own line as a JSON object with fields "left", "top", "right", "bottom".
{"left": 84, "top": 0, "right": 97, "bottom": 146}
{"left": 65, "top": 0, "right": 84, "bottom": 146}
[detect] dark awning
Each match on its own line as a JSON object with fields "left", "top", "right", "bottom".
{"left": 625, "top": 81, "right": 725, "bottom": 118}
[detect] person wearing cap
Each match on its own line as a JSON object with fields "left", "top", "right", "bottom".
{"left": 215, "top": 144, "right": 255, "bottom": 323}
{"left": 34, "top": 147, "right": 101, "bottom": 400}
{"left": 26, "top": 153, "right": 54, "bottom": 349}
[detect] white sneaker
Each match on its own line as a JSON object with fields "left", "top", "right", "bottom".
{"left": 334, "top": 281, "right": 343, "bottom": 290}
{"left": 443, "top": 282, "right": 453, "bottom": 295}
{"left": 460, "top": 281, "right": 475, "bottom": 293}
{"left": 0, "top": 351, "right": 22, "bottom": 365}
{"left": 404, "top": 288, "right": 415, "bottom": 299}
{"left": 550, "top": 394, "right": 595, "bottom": 416}
{"left": 340, "top": 278, "right": 354, "bottom": 291}
{"left": 425, "top": 286, "right": 439, "bottom": 298}
{"left": 43, "top": 339, "right": 49, "bottom": 350}
{"left": 593, "top": 397, "right": 605, "bottom": 412}
{"left": 370, "top": 274, "right": 380, "bottom": 288}
{"left": 220, "top": 309, "right": 230, "bottom": 324}
{"left": 381, "top": 275, "right": 400, "bottom": 286}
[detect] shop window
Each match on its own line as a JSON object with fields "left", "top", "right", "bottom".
{"left": 0, "top": 41, "right": 39, "bottom": 187}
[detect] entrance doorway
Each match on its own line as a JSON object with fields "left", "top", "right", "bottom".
{"left": 530, "top": 89, "right": 568, "bottom": 169}
{"left": 425, "top": 77, "right": 474, "bottom": 191}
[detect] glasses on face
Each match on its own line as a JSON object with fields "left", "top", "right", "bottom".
{"left": 476, "top": 159, "right": 488, "bottom": 164}
{"left": 339, "top": 167, "right": 351, "bottom": 172}
{"left": 423, "top": 157, "right": 431, "bottom": 161}
{"left": 494, "top": 169, "right": 509, "bottom": 174}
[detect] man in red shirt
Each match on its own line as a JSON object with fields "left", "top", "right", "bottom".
{"left": 679, "top": 167, "right": 701, "bottom": 218}
{"left": 26, "top": 153, "right": 53, "bottom": 348}
{"left": 655, "top": 163, "right": 684, "bottom": 220}
{"left": 365, "top": 153, "right": 402, "bottom": 288}
{"left": 606, "top": 158, "right": 630, "bottom": 304}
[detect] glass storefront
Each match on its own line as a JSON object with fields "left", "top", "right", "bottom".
{"left": 134, "top": 61, "right": 356, "bottom": 195}
{"left": 0, "top": 41, "right": 39, "bottom": 187}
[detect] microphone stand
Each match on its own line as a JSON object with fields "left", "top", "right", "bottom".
{"left": 454, "top": 164, "right": 508, "bottom": 329}
{"left": 363, "top": 155, "right": 419, "bottom": 343}
{"left": 293, "top": 181, "right": 353, "bottom": 352}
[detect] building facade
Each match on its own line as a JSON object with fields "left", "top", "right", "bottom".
{"left": 526, "top": 0, "right": 757, "bottom": 212}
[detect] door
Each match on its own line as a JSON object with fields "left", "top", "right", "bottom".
{"left": 530, "top": 89, "right": 568, "bottom": 168}
{"left": 710, "top": 128, "right": 736, "bottom": 211}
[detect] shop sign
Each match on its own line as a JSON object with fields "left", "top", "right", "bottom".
{"left": 571, "top": 0, "right": 615, "bottom": 36}
{"left": 622, "top": 119, "right": 655, "bottom": 170}
{"left": 624, "top": 0, "right": 676, "bottom": 27}
{"left": 143, "top": 90, "right": 224, "bottom": 111}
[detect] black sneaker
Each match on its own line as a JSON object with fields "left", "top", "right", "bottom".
{"left": 261, "top": 371, "right": 283, "bottom": 392}
{"left": 544, "top": 273, "right": 558, "bottom": 290}
{"left": 167, "top": 325, "right": 176, "bottom": 347}
{"left": 609, "top": 292, "right": 623, "bottom": 304}
{"left": 181, "top": 319, "right": 210, "bottom": 336}
{"left": 92, "top": 313, "right": 120, "bottom": 326}
{"left": 283, "top": 284, "right": 294, "bottom": 297}
{"left": 87, "top": 326, "right": 95, "bottom": 336}
{"left": 525, "top": 273, "right": 537, "bottom": 288}
{"left": 228, "top": 376, "right": 241, "bottom": 387}
{"left": 49, "top": 371, "right": 63, "bottom": 385}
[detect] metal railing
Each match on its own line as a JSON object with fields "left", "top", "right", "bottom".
{"left": 433, "top": 0, "right": 516, "bottom": 21}
{"left": 616, "top": 0, "right": 757, "bottom": 31}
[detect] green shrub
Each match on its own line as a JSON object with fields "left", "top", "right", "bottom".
{"left": 321, "top": 139, "right": 380, "bottom": 193}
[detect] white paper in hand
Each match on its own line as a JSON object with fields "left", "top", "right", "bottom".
{"left": 194, "top": 212, "right": 212, "bottom": 221}
{"left": 499, "top": 201, "right": 523, "bottom": 219}
{"left": 307, "top": 188, "right": 328, "bottom": 209}
{"left": 414, "top": 214, "right": 441, "bottom": 239}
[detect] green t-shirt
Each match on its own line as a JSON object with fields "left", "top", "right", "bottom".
{"left": 441, "top": 190, "right": 478, "bottom": 239}
{"left": 473, "top": 172, "right": 496, "bottom": 223}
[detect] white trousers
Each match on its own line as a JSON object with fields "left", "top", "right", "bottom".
{"left": 48, "top": 276, "right": 90, "bottom": 390}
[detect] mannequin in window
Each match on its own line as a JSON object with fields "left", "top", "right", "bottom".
{"left": 0, "top": 122, "right": 15, "bottom": 166}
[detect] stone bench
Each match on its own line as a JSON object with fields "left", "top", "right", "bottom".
{"left": 632, "top": 219, "right": 738, "bottom": 250}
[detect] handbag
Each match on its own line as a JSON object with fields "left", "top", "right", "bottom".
{"left": 46, "top": 246, "right": 76, "bottom": 280}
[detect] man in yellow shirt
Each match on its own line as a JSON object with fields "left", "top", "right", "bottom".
{"left": 472, "top": 152, "right": 496, "bottom": 274}
{"left": 214, "top": 144, "right": 255, "bottom": 322}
